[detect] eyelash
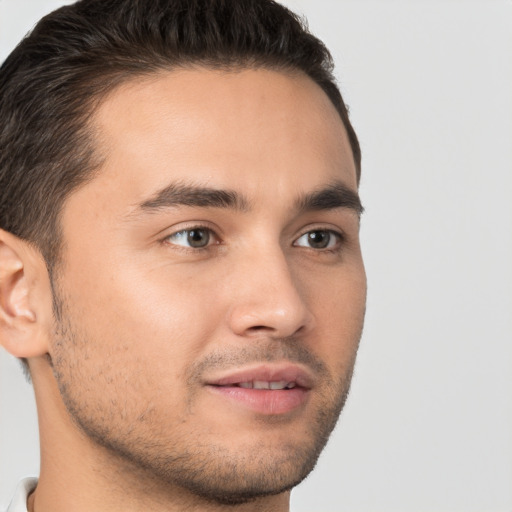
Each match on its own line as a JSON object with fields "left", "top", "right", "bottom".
{"left": 162, "top": 225, "right": 346, "bottom": 254}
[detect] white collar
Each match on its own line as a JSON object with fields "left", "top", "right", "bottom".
{"left": 5, "top": 478, "right": 37, "bottom": 512}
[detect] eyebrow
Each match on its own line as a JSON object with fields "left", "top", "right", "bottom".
{"left": 134, "top": 180, "right": 363, "bottom": 217}
{"left": 138, "top": 182, "right": 249, "bottom": 212}
{"left": 296, "top": 182, "right": 364, "bottom": 216}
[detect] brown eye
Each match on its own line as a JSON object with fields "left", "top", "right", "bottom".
{"left": 307, "top": 231, "right": 330, "bottom": 249}
{"left": 166, "top": 228, "right": 212, "bottom": 248}
{"left": 187, "top": 229, "right": 210, "bottom": 248}
{"left": 294, "top": 230, "right": 341, "bottom": 250}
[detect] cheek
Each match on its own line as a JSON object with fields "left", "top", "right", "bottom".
{"left": 306, "top": 257, "right": 366, "bottom": 317}
{"left": 306, "top": 263, "right": 366, "bottom": 359}
{"left": 51, "top": 267, "right": 217, "bottom": 429}
{"left": 57, "top": 256, "right": 227, "bottom": 386}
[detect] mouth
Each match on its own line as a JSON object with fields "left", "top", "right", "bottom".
{"left": 233, "top": 380, "right": 298, "bottom": 390}
{"left": 204, "top": 364, "right": 313, "bottom": 415}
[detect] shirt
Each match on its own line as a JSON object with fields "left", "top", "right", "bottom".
{"left": 4, "top": 478, "right": 37, "bottom": 512}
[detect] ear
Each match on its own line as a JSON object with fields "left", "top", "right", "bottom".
{"left": 0, "top": 229, "right": 52, "bottom": 358}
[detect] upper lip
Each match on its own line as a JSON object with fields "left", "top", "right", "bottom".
{"left": 204, "top": 363, "right": 314, "bottom": 389}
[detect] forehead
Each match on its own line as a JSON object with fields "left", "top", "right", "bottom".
{"left": 73, "top": 68, "right": 357, "bottom": 216}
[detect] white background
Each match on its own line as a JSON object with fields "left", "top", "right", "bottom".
{"left": 1, "top": 1, "right": 511, "bottom": 511}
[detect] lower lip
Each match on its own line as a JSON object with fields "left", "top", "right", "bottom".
{"left": 207, "top": 386, "right": 309, "bottom": 415}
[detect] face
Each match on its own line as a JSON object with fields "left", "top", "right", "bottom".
{"left": 49, "top": 68, "right": 366, "bottom": 504}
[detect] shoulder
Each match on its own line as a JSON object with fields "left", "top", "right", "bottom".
{"left": 4, "top": 478, "right": 37, "bottom": 512}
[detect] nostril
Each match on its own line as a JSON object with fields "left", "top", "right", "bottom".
{"left": 245, "top": 324, "right": 307, "bottom": 337}
{"left": 247, "top": 325, "right": 272, "bottom": 332}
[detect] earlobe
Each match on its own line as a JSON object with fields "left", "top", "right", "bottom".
{"left": 0, "top": 229, "right": 51, "bottom": 358}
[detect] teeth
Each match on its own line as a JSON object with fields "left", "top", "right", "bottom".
{"left": 253, "top": 380, "right": 269, "bottom": 389}
{"left": 237, "top": 381, "right": 296, "bottom": 390}
{"left": 270, "top": 381, "right": 288, "bottom": 390}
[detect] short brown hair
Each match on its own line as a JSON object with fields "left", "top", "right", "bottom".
{"left": 0, "top": 0, "right": 361, "bottom": 269}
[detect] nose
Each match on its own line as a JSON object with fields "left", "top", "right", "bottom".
{"left": 227, "top": 247, "right": 315, "bottom": 339}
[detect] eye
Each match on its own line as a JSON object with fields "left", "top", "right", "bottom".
{"left": 294, "top": 230, "right": 341, "bottom": 250}
{"left": 165, "top": 227, "right": 215, "bottom": 248}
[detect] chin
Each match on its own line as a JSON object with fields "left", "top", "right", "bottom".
{"left": 164, "top": 446, "right": 319, "bottom": 506}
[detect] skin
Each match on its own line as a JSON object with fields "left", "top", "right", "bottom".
{"left": 0, "top": 68, "right": 366, "bottom": 512}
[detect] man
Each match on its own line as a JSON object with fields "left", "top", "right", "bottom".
{"left": 0, "top": 0, "right": 366, "bottom": 511}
